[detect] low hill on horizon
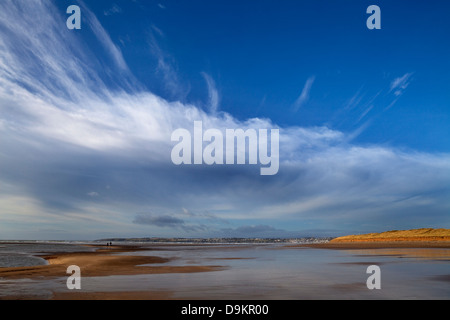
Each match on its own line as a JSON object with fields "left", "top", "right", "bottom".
{"left": 331, "top": 228, "right": 450, "bottom": 243}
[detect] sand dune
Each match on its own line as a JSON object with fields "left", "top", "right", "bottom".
{"left": 330, "top": 228, "right": 450, "bottom": 243}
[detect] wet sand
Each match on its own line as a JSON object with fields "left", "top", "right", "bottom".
{"left": 1, "top": 242, "right": 449, "bottom": 300}
{"left": 0, "top": 245, "right": 225, "bottom": 279}
{"left": 0, "top": 244, "right": 224, "bottom": 299}
{"left": 52, "top": 291, "right": 175, "bottom": 300}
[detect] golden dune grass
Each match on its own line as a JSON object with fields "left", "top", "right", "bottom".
{"left": 331, "top": 228, "right": 450, "bottom": 243}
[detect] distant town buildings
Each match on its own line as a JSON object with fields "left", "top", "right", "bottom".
{"left": 98, "top": 237, "right": 333, "bottom": 244}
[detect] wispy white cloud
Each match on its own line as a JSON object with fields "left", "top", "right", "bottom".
{"left": 83, "top": 5, "right": 130, "bottom": 74}
{"left": 384, "top": 96, "right": 400, "bottom": 111}
{"left": 201, "top": 72, "right": 220, "bottom": 114}
{"left": 293, "top": 76, "right": 315, "bottom": 112}
{"left": 87, "top": 192, "right": 100, "bottom": 197}
{"left": 357, "top": 104, "right": 375, "bottom": 123}
{"left": 151, "top": 25, "right": 165, "bottom": 37}
{"left": 390, "top": 72, "right": 413, "bottom": 96}
{"left": 104, "top": 4, "right": 122, "bottom": 16}
{"left": 344, "top": 89, "right": 364, "bottom": 110}
{"left": 384, "top": 73, "right": 413, "bottom": 110}
{"left": 147, "top": 27, "right": 189, "bottom": 99}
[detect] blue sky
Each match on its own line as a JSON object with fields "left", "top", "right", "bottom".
{"left": 0, "top": 0, "right": 449, "bottom": 240}
{"left": 86, "top": 0, "right": 450, "bottom": 151}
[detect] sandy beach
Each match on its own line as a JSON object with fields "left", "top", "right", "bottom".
{"left": 0, "top": 244, "right": 225, "bottom": 300}
{"left": 0, "top": 245, "right": 224, "bottom": 280}
{"left": 1, "top": 241, "right": 449, "bottom": 300}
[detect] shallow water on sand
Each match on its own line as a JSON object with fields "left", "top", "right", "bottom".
{"left": 94, "top": 245, "right": 450, "bottom": 299}
{"left": 1, "top": 244, "right": 449, "bottom": 299}
{"left": 0, "top": 242, "right": 94, "bottom": 268}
